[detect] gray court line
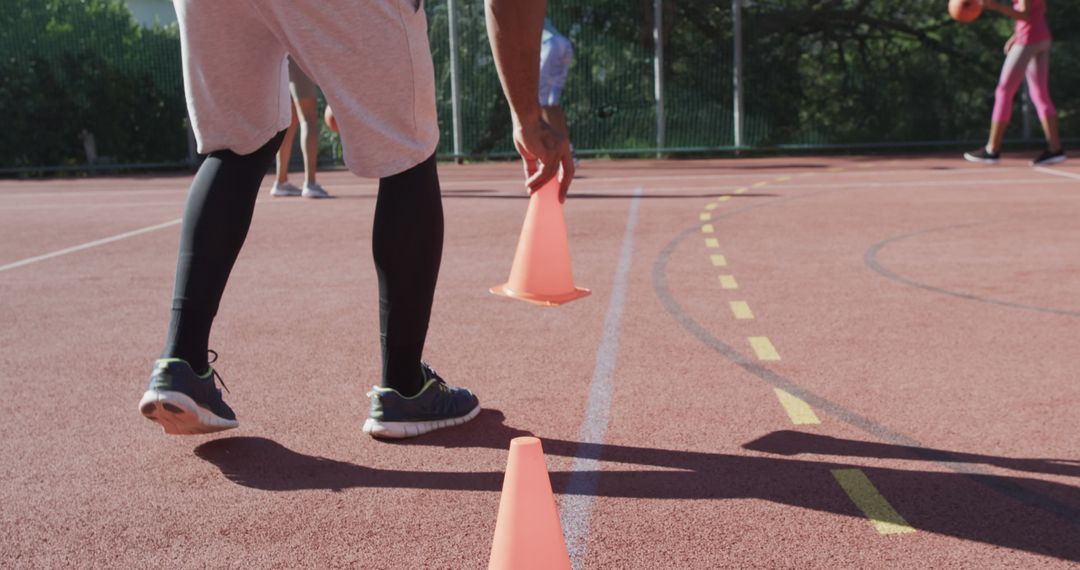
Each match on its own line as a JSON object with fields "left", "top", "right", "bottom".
{"left": 0, "top": 218, "right": 181, "bottom": 273}
{"left": 652, "top": 216, "right": 1080, "bottom": 526}
{"left": 865, "top": 222, "right": 1080, "bottom": 318}
{"left": 561, "top": 188, "right": 643, "bottom": 569}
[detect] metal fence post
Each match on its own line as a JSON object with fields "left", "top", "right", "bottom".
{"left": 653, "top": 0, "right": 666, "bottom": 155}
{"left": 448, "top": 0, "right": 464, "bottom": 160}
{"left": 733, "top": 0, "right": 744, "bottom": 150}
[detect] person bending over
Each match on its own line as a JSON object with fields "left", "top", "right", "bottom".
{"left": 138, "top": 0, "right": 573, "bottom": 438}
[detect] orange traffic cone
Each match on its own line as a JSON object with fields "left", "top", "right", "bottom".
{"left": 490, "top": 178, "right": 590, "bottom": 306}
{"left": 488, "top": 437, "right": 571, "bottom": 570}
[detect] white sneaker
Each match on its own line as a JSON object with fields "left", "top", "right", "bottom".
{"left": 270, "top": 181, "right": 302, "bottom": 197}
{"left": 302, "top": 182, "right": 331, "bottom": 199}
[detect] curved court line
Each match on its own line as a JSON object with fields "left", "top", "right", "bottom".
{"left": 0, "top": 218, "right": 181, "bottom": 273}
{"left": 651, "top": 199, "right": 1080, "bottom": 526}
{"left": 561, "top": 188, "right": 643, "bottom": 569}
{"left": 865, "top": 223, "right": 1080, "bottom": 318}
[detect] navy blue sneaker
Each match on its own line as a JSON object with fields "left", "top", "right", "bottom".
{"left": 138, "top": 356, "right": 238, "bottom": 435}
{"left": 964, "top": 147, "right": 1000, "bottom": 164}
{"left": 1032, "top": 148, "right": 1066, "bottom": 166}
{"left": 363, "top": 363, "right": 480, "bottom": 439}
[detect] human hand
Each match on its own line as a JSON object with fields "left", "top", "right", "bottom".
{"left": 513, "top": 117, "right": 575, "bottom": 203}
{"left": 1004, "top": 35, "right": 1015, "bottom": 54}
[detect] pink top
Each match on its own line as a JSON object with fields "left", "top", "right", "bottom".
{"left": 1014, "top": 0, "right": 1052, "bottom": 45}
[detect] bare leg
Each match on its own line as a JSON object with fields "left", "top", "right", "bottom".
{"left": 1040, "top": 115, "right": 1062, "bottom": 153}
{"left": 988, "top": 121, "right": 1007, "bottom": 154}
{"left": 276, "top": 105, "right": 299, "bottom": 184}
{"left": 294, "top": 96, "right": 320, "bottom": 186}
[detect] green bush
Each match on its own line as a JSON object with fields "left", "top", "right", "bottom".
{"left": 4, "top": 0, "right": 1080, "bottom": 172}
{"left": 0, "top": 0, "right": 187, "bottom": 170}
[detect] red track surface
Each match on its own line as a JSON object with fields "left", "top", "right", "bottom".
{"left": 1, "top": 155, "right": 1078, "bottom": 568}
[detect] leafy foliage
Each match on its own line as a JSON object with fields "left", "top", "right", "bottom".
{"left": 4, "top": 0, "right": 1079, "bottom": 170}
{"left": 0, "top": 0, "right": 187, "bottom": 170}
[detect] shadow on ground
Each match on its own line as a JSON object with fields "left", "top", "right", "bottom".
{"left": 195, "top": 410, "right": 1080, "bottom": 562}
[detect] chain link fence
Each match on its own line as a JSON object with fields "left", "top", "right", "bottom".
{"left": 3, "top": 0, "right": 1079, "bottom": 174}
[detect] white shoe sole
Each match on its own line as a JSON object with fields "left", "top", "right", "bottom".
{"left": 270, "top": 190, "right": 301, "bottom": 197}
{"left": 362, "top": 404, "right": 481, "bottom": 439}
{"left": 138, "top": 390, "right": 238, "bottom": 435}
{"left": 964, "top": 154, "right": 999, "bottom": 165}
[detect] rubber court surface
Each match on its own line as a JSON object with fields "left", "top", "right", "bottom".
{"left": 1, "top": 155, "right": 1078, "bottom": 568}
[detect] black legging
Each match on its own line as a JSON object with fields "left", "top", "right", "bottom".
{"left": 163, "top": 133, "right": 441, "bottom": 397}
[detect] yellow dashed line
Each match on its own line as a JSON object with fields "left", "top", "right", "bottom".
{"left": 700, "top": 212, "right": 712, "bottom": 221}
{"left": 717, "top": 195, "right": 732, "bottom": 202}
{"left": 705, "top": 238, "right": 720, "bottom": 249}
{"left": 827, "top": 167, "right": 845, "bottom": 173}
{"left": 773, "top": 389, "right": 820, "bottom": 424}
{"left": 729, "top": 301, "right": 754, "bottom": 320}
{"left": 752, "top": 181, "right": 769, "bottom": 188}
{"left": 831, "top": 469, "right": 916, "bottom": 535}
{"left": 748, "top": 336, "right": 780, "bottom": 361}
{"left": 710, "top": 254, "right": 728, "bottom": 267}
{"left": 775, "top": 175, "right": 792, "bottom": 182}
{"left": 718, "top": 275, "right": 738, "bottom": 289}
{"left": 733, "top": 187, "right": 749, "bottom": 194}
{"left": 705, "top": 202, "right": 719, "bottom": 210}
{"left": 701, "top": 224, "right": 714, "bottom": 234}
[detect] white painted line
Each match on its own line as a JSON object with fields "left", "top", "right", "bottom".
{"left": 1035, "top": 166, "right": 1080, "bottom": 181}
{"left": 0, "top": 201, "right": 184, "bottom": 211}
{"left": 0, "top": 164, "right": 1046, "bottom": 198}
{"left": 0, "top": 218, "right": 181, "bottom": 273}
{"left": 561, "top": 188, "right": 643, "bottom": 568}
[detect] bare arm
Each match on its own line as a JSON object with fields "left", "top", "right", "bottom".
{"left": 982, "top": 0, "right": 1031, "bottom": 22}
{"left": 485, "top": 0, "right": 574, "bottom": 199}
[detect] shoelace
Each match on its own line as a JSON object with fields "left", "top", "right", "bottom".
{"left": 367, "top": 363, "right": 447, "bottom": 397}
{"left": 207, "top": 349, "right": 230, "bottom": 394}
{"left": 423, "top": 365, "right": 451, "bottom": 392}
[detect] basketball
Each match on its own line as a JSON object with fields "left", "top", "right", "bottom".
{"left": 948, "top": 0, "right": 982, "bottom": 23}
{"left": 324, "top": 105, "right": 338, "bottom": 133}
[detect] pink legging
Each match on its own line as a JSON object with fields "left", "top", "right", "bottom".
{"left": 992, "top": 40, "right": 1056, "bottom": 124}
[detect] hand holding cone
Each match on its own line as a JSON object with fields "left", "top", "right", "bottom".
{"left": 490, "top": 178, "right": 589, "bottom": 306}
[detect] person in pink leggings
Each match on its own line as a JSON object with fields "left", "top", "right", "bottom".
{"left": 965, "top": 0, "right": 1066, "bottom": 166}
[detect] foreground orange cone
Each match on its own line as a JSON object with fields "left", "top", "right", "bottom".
{"left": 489, "top": 437, "right": 571, "bottom": 570}
{"left": 490, "top": 178, "right": 590, "bottom": 306}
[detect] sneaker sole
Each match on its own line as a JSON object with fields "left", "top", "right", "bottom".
{"left": 270, "top": 191, "right": 302, "bottom": 197}
{"left": 964, "top": 154, "right": 1000, "bottom": 165}
{"left": 1033, "top": 155, "right": 1067, "bottom": 166}
{"left": 362, "top": 404, "right": 481, "bottom": 439}
{"left": 138, "top": 390, "right": 238, "bottom": 435}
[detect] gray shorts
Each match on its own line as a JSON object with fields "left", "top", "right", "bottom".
{"left": 539, "top": 21, "right": 573, "bottom": 106}
{"left": 174, "top": 0, "right": 438, "bottom": 178}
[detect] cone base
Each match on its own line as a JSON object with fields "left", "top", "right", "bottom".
{"left": 489, "top": 283, "right": 591, "bottom": 307}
